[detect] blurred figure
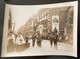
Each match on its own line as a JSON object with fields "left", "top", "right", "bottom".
{"left": 24, "top": 33, "right": 28, "bottom": 43}
{"left": 16, "top": 34, "right": 26, "bottom": 45}
{"left": 39, "top": 35, "right": 42, "bottom": 47}
{"left": 53, "top": 27, "right": 59, "bottom": 49}
{"left": 37, "top": 31, "right": 42, "bottom": 47}
{"left": 7, "top": 32, "right": 16, "bottom": 52}
{"left": 48, "top": 32, "right": 54, "bottom": 48}
{"left": 54, "top": 34, "right": 58, "bottom": 49}
{"left": 32, "top": 35, "right": 36, "bottom": 47}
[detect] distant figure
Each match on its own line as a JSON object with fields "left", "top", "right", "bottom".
{"left": 37, "top": 31, "right": 42, "bottom": 47}
{"left": 48, "top": 33, "right": 54, "bottom": 48}
{"left": 32, "top": 35, "right": 36, "bottom": 47}
{"left": 24, "top": 33, "right": 28, "bottom": 43}
{"left": 53, "top": 27, "right": 59, "bottom": 49}
{"left": 58, "top": 34, "right": 62, "bottom": 41}
{"left": 8, "top": 33, "right": 16, "bottom": 45}
{"left": 38, "top": 35, "right": 42, "bottom": 47}
{"left": 16, "top": 34, "right": 26, "bottom": 45}
{"left": 7, "top": 33, "right": 16, "bottom": 52}
{"left": 54, "top": 34, "right": 58, "bottom": 49}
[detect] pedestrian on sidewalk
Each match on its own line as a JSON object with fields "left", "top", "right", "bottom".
{"left": 48, "top": 32, "right": 54, "bottom": 48}
{"left": 32, "top": 35, "right": 36, "bottom": 47}
{"left": 52, "top": 27, "right": 59, "bottom": 49}
{"left": 37, "top": 31, "right": 42, "bottom": 47}
{"left": 53, "top": 33, "right": 59, "bottom": 49}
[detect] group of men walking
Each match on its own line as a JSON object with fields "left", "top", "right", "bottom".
{"left": 32, "top": 31, "right": 42, "bottom": 47}
{"left": 31, "top": 28, "right": 59, "bottom": 49}
{"left": 48, "top": 31, "right": 59, "bottom": 49}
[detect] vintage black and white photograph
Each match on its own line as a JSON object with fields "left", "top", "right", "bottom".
{"left": 1, "top": 1, "right": 78, "bottom": 57}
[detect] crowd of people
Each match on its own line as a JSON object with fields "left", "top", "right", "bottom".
{"left": 7, "top": 28, "right": 61, "bottom": 53}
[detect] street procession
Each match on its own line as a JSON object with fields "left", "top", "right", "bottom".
{"left": 7, "top": 6, "right": 73, "bottom": 53}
